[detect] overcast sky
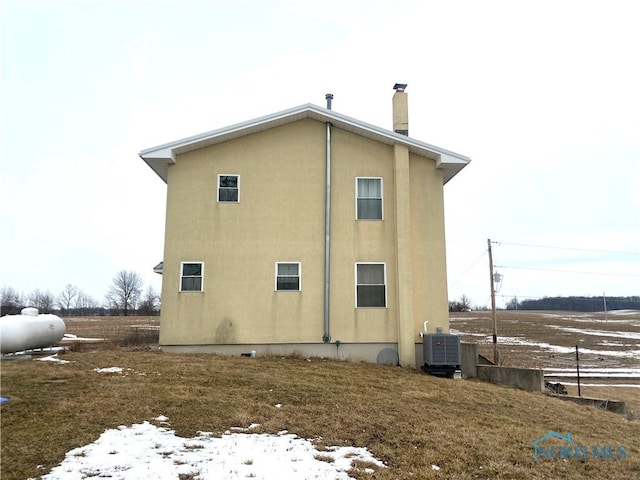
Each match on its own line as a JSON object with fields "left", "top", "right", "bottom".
{"left": 1, "top": 0, "right": 638, "bottom": 309}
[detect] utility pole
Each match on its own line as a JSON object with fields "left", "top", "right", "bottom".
{"left": 488, "top": 239, "right": 498, "bottom": 364}
{"left": 603, "top": 292, "right": 608, "bottom": 323}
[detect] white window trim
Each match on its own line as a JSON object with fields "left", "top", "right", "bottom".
{"left": 217, "top": 174, "right": 240, "bottom": 203}
{"left": 180, "top": 261, "right": 204, "bottom": 292}
{"left": 355, "top": 177, "right": 383, "bottom": 220}
{"left": 275, "top": 261, "right": 301, "bottom": 291}
{"left": 354, "top": 262, "right": 387, "bottom": 308}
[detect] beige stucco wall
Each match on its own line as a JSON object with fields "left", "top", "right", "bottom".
{"left": 159, "top": 118, "right": 449, "bottom": 363}
{"left": 409, "top": 153, "right": 450, "bottom": 337}
{"left": 328, "top": 129, "right": 397, "bottom": 343}
{"left": 161, "top": 119, "right": 327, "bottom": 345}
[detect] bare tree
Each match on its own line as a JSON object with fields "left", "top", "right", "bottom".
{"left": 1, "top": 286, "right": 24, "bottom": 315}
{"left": 449, "top": 294, "right": 472, "bottom": 312}
{"left": 459, "top": 294, "right": 472, "bottom": 312}
{"left": 137, "top": 285, "right": 160, "bottom": 316}
{"left": 58, "top": 284, "right": 79, "bottom": 316}
{"left": 505, "top": 296, "right": 520, "bottom": 310}
{"left": 106, "top": 270, "right": 143, "bottom": 316}
{"left": 28, "top": 289, "right": 55, "bottom": 313}
{"left": 76, "top": 290, "right": 99, "bottom": 315}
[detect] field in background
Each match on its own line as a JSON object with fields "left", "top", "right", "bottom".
{"left": 62, "top": 315, "right": 159, "bottom": 348}
{"left": 450, "top": 310, "right": 640, "bottom": 413}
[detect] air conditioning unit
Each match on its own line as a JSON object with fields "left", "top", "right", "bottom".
{"left": 422, "top": 333, "right": 461, "bottom": 378}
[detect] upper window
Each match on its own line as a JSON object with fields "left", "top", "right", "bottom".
{"left": 218, "top": 174, "right": 239, "bottom": 202}
{"left": 180, "top": 262, "right": 203, "bottom": 292}
{"left": 356, "top": 177, "right": 383, "bottom": 220}
{"left": 355, "top": 263, "right": 386, "bottom": 307}
{"left": 276, "top": 262, "right": 301, "bottom": 291}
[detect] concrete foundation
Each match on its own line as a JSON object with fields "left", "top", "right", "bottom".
{"left": 548, "top": 394, "right": 627, "bottom": 415}
{"left": 460, "top": 342, "right": 479, "bottom": 377}
{"left": 477, "top": 365, "right": 545, "bottom": 392}
{"left": 161, "top": 342, "right": 402, "bottom": 365}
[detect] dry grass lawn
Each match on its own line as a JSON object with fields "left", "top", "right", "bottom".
{"left": 2, "top": 347, "right": 639, "bottom": 479}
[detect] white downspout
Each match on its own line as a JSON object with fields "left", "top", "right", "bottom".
{"left": 323, "top": 93, "right": 333, "bottom": 343}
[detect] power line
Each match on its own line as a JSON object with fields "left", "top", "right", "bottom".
{"left": 495, "top": 264, "right": 640, "bottom": 278}
{"left": 449, "top": 249, "right": 487, "bottom": 287}
{"left": 494, "top": 241, "right": 640, "bottom": 256}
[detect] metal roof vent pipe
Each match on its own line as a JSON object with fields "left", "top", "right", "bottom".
{"left": 325, "top": 93, "right": 333, "bottom": 110}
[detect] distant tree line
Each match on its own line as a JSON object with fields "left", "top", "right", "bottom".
{"left": 0, "top": 270, "right": 160, "bottom": 317}
{"left": 505, "top": 295, "right": 640, "bottom": 312}
{"left": 449, "top": 295, "right": 472, "bottom": 312}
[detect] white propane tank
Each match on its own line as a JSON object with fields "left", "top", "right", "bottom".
{"left": 0, "top": 307, "right": 66, "bottom": 354}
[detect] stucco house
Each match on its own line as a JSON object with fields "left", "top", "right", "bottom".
{"left": 140, "top": 85, "right": 470, "bottom": 367}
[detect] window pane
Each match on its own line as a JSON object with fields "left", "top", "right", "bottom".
{"left": 277, "top": 277, "right": 300, "bottom": 291}
{"left": 357, "top": 198, "right": 382, "bottom": 219}
{"left": 277, "top": 263, "right": 299, "bottom": 275}
{"left": 357, "top": 264, "right": 384, "bottom": 284}
{"left": 358, "top": 178, "right": 381, "bottom": 198}
{"left": 181, "top": 277, "right": 202, "bottom": 291}
{"left": 182, "top": 263, "right": 202, "bottom": 276}
{"left": 357, "top": 285, "right": 385, "bottom": 307}
{"left": 219, "top": 176, "right": 237, "bottom": 187}
{"left": 218, "top": 188, "right": 238, "bottom": 202}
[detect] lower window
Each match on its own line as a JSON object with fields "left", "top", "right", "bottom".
{"left": 180, "top": 262, "right": 203, "bottom": 291}
{"left": 276, "top": 262, "right": 301, "bottom": 291}
{"left": 356, "top": 263, "right": 386, "bottom": 307}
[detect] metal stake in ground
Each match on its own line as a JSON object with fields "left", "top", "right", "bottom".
{"left": 575, "top": 344, "right": 581, "bottom": 397}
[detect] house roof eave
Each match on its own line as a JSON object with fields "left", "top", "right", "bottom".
{"left": 437, "top": 152, "right": 471, "bottom": 184}
{"left": 139, "top": 104, "right": 471, "bottom": 184}
{"left": 141, "top": 151, "right": 175, "bottom": 182}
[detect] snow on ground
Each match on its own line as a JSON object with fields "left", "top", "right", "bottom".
{"left": 449, "top": 329, "right": 484, "bottom": 337}
{"left": 607, "top": 310, "right": 640, "bottom": 316}
{"left": 544, "top": 371, "right": 640, "bottom": 378}
{"left": 548, "top": 325, "right": 640, "bottom": 340}
{"left": 598, "top": 340, "right": 637, "bottom": 347}
{"left": 545, "top": 367, "right": 640, "bottom": 374}
{"left": 93, "top": 366, "right": 124, "bottom": 373}
{"left": 450, "top": 332, "right": 640, "bottom": 359}
{"left": 534, "top": 312, "right": 640, "bottom": 323}
{"left": 62, "top": 334, "right": 105, "bottom": 341}
{"left": 31, "top": 418, "right": 385, "bottom": 480}
{"left": 451, "top": 323, "right": 640, "bottom": 381}
{"left": 37, "top": 355, "right": 70, "bottom": 364}
{"left": 545, "top": 345, "right": 640, "bottom": 358}
{"left": 557, "top": 382, "right": 640, "bottom": 388}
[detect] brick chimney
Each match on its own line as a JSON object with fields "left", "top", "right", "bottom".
{"left": 392, "top": 83, "right": 408, "bottom": 136}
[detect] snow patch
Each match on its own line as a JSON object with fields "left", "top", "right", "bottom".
{"left": 545, "top": 367, "right": 640, "bottom": 374}
{"left": 548, "top": 325, "right": 640, "bottom": 340}
{"left": 93, "top": 367, "right": 124, "bottom": 373}
{"left": 32, "top": 421, "right": 385, "bottom": 480}
{"left": 37, "top": 354, "right": 70, "bottom": 364}
{"left": 559, "top": 382, "right": 640, "bottom": 389}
